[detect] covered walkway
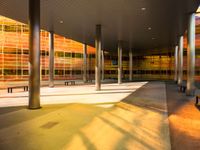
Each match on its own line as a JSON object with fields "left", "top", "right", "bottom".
{"left": 0, "top": 0, "right": 200, "bottom": 149}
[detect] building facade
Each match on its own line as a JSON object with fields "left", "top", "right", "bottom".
{"left": 0, "top": 15, "right": 200, "bottom": 82}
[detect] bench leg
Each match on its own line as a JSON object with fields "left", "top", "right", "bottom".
{"left": 196, "top": 96, "right": 199, "bottom": 105}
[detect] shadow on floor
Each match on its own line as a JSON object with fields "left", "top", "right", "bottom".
{"left": 165, "top": 81, "right": 200, "bottom": 150}
{"left": 121, "top": 81, "right": 167, "bottom": 114}
{"left": 165, "top": 81, "right": 193, "bottom": 115}
{"left": 0, "top": 106, "right": 26, "bottom": 115}
{"left": 0, "top": 104, "right": 68, "bottom": 129}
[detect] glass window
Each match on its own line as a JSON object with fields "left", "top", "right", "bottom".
{"left": 65, "top": 70, "right": 70, "bottom": 74}
{"left": 42, "top": 69, "right": 45, "bottom": 75}
{"left": 41, "top": 50, "right": 46, "bottom": 56}
{"left": 4, "top": 69, "right": 16, "bottom": 75}
{"left": 72, "top": 52, "right": 75, "bottom": 58}
{"left": 65, "top": 52, "right": 71, "bottom": 58}
{"left": 23, "top": 70, "right": 29, "bottom": 75}
{"left": 17, "top": 70, "right": 21, "bottom": 75}
{"left": 55, "top": 70, "right": 64, "bottom": 75}
{"left": 75, "top": 53, "right": 82, "bottom": 58}
{"left": 23, "top": 49, "right": 29, "bottom": 55}
{"left": 55, "top": 51, "right": 64, "bottom": 57}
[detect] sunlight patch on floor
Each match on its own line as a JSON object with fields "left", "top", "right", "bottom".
{"left": 0, "top": 82, "right": 148, "bottom": 108}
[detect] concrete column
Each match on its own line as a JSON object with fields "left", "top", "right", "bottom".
{"left": 186, "top": 13, "right": 196, "bottom": 96}
{"left": 49, "top": 31, "right": 54, "bottom": 87}
{"left": 40, "top": 64, "right": 42, "bottom": 81}
{"left": 28, "top": 0, "right": 40, "bottom": 109}
{"left": 118, "top": 41, "right": 122, "bottom": 84}
{"left": 101, "top": 50, "right": 104, "bottom": 80}
{"left": 129, "top": 49, "right": 133, "bottom": 81}
{"left": 95, "top": 25, "right": 101, "bottom": 90}
{"left": 174, "top": 46, "right": 178, "bottom": 82}
{"left": 83, "top": 43, "right": 87, "bottom": 83}
{"left": 178, "top": 36, "right": 183, "bottom": 86}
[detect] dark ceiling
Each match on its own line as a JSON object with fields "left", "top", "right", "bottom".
{"left": 0, "top": 0, "right": 199, "bottom": 53}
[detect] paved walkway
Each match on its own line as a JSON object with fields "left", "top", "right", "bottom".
{"left": 166, "top": 82, "right": 200, "bottom": 150}
{"left": 0, "top": 82, "right": 171, "bottom": 150}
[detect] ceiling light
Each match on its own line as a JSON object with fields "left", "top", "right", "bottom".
{"left": 148, "top": 27, "right": 152, "bottom": 30}
{"left": 60, "top": 20, "right": 64, "bottom": 24}
{"left": 152, "top": 37, "right": 155, "bottom": 40}
{"left": 141, "top": 7, "right": 146, "bottom": 11}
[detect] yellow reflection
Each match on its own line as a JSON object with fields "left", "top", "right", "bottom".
{"left": 196, "top": 6, "right": 200, "bottom": 17}
{"left": 62, "top": 134, "right": 87, "bottom": 150}
{"left": 63, "top": 102, "right": 170, "bottom": 150}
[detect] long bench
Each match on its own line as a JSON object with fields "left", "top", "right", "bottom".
{"left": 8, "top": 85, "right": 28, "bottom": 93}
{"left": 64, "top": 80, "right": 75, "bottom": 86}
{"left": 87, "top": 79, "right": 93, "bottom": 82}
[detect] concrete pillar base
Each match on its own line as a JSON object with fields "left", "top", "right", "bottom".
{"left": 96, "top": 88, "right": 100, "bottom": 91}
{"left": 28, "top": 106, "right": 41, "bottom": 110}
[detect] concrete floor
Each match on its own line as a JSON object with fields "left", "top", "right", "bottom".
{"left": 0, "top": 81, "right": 172, "bottom": 150}
{"left": 166, "top": 82, "right": 200, "bottom": 150}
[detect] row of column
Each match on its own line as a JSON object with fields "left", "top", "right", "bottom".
{"left": 49, "top": 28, "right": 132, "bottom": 90}
{"left": 83, "top": 44, "right": 105, "bottom": 83}
{"left": 28, "top": 0, "right": 133, "bottom": 109}
{"left": 94, "top": 25, "right": 133, "bottom": 90}
{"left": 174, "top": 13, "right": 196, "bottom": 96}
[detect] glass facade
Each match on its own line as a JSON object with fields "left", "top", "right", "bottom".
{"left": 0, "top": 16, "right": 95, "bottom": 81}
{"left": 0, "top": 15, "right": 200, "bottom": 82}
